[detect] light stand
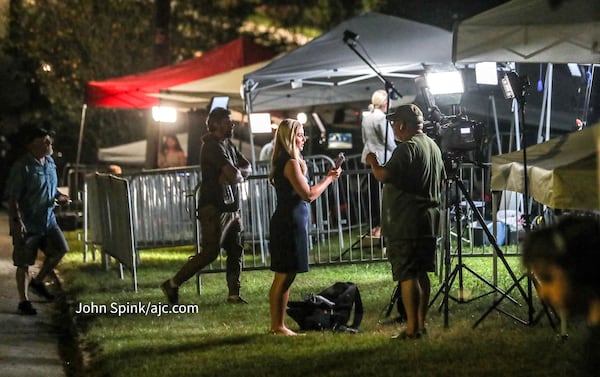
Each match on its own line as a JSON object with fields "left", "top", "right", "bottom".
{"left": 429, "top": 159, "right": 521, "bottom": 328}
{"left": 343, "top": 29, "right": 402, "bottom": 316}
{"left": 343, "top": 29, "right": 401, "bottom": 163}
{"left": 473, "top": 72, "right": 558, "bottom": 330}
{"left": 342, "top": 30, "right": 402, "bottom": 100}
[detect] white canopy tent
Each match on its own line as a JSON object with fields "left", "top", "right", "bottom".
{"left": 453, "top": 0, "right": 600, "bottom": 211}
{"left": 453, "top": 0, "right": 600, "bottom": 64}
{"left": 454, "top": 0, "right": 600, "bottom": 141}
{"left": 491, "top": 123, "right": 600, "bottom": 210}
{"left": 243, "top": 12, "right": 454, "bottom": 112}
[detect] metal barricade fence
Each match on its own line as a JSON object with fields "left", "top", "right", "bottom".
{"left": 446, "top": 163, "right": 522, "bottom": 257}
{"left": 127, "top": 168, "right": 200, "bottom": 248}
{"left": 82, "top": 154, "right": 515, "bottom": 280}
{"left": 82, "top": 156, "right": 390, "bottom": 275}
{"left": 191, "top": 155, "right": 385, "bottom": 272}
{"left": 85, "top": 173, "right": 138, "bottom": 291}
{"left": 241, "top": 155, "right": 347, "bottom": 262}
{"left": 83, "top": 168, "right": 201, "bottom": 265}
{"left": 83, "top": 173, "right": 102, "bottom": 262}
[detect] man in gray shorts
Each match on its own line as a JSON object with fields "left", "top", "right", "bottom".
{"left": 5, "top": 125, "right": 70, "bottom": 315}
{"left": 366, "top": 104, "right": 444, "bottom": 339}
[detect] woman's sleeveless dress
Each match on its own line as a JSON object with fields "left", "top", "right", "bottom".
{"left": 269, "top": 155, "right": 310, "bottom": 273}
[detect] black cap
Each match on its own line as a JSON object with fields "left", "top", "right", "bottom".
{"left": 23, "top": 126, "right": 54, "bottom": 145}
{"left": 386, "top": 104, "right": 424, "bottom": 125}
{"left": 206, "top": 107, "right": 231, "bottom": 131}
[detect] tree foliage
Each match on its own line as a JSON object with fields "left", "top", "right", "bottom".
{"left": 2, "top": 0, "right": 158, "bottom": 164}
{"left": 1, "top": 0, "right": 365, "bottom": 165}
{"left": 0, "top": 0, "right": 501, "bottom": 167}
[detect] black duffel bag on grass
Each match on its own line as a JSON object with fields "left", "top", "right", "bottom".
{"left": 286, "top": 282, "right": 363, "bottom": 333}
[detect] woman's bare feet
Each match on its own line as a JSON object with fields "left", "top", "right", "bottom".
{"left": 270, "top": 327, "right": 298, "bottom": 336}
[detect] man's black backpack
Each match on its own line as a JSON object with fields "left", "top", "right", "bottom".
{"left": 286, "top": 282, "right": 363, "bottom": 332}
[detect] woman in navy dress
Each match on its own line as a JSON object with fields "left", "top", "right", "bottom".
{"left": 268, "top": 119, "right": 342, "bottom": 335}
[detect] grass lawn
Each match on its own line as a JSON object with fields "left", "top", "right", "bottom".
{"left": 57, "top": 233, "right": 587, "bottom": 377}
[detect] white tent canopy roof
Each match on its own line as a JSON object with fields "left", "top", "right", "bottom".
{"left": 244, "top": 12, "right": 453, "bottom": 111}
{"left": 453, "top": 0, "right": 600, "bottom": 64}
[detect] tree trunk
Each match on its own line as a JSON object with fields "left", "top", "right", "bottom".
{"left": 153, "top": 0, "right": 170, "bottom": 68}
{"left": 146, "top": 0, "right": 171, "bottom": 169}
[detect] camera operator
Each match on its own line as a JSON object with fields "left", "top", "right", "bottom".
{"left": 365, "top": 104, "right": 445, "bottom": 339}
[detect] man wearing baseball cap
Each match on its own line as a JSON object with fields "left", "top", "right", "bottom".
{"left": 365, "top": 104, "right": 444, "bottom": 339}
{"left": 5, "top": 124, "right": 70, "bottom": 315}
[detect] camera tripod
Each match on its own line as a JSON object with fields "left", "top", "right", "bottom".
{"left": 378, "top": 281, "right": 407, "bottom": 325}
{"left": 469, "top": 73, "right": 558, "bottom": 331}
{"left": 430, "top": 169, "right": 526, "bottom": 328}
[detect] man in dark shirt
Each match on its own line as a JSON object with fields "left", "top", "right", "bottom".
{"left": 366, "top": 104, "right": 444, "bottom": 339}
{"left": 162, "top": 107, "right": 251, "bottom": 305}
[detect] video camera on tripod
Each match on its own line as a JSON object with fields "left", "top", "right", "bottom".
{"left": 426, "top": 115, "right": 488, "bottom": 163}
{"left": 421, "top": 86, "right": 489, "bottom": 170}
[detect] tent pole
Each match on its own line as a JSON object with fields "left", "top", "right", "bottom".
{"left": 513, "top": 98, "right": 521, "bottom": 151}
{"left": 76, "top": 104, "right": 87, "bottom": 167}
{"left": 536, "top": 66, "right": 548, "bottom": 143}
{"left": 535, "top": 63, "right": 553, "bottom": 143}
{"left": 510, "top": 98, "right": 524, "bottom": 218}
{"left": 489, "top": 95, "right": 501, "bottom": 154}
{"left": 582, "top": 64, "right": 596, "bottom": 127}
{"left": 545, "top": 64, "right": 553, "bottom": 141}
{"left": 244, "top": 81, "right": 257, "bottom": 172}
{"left": 73, "top": 104, "right": 88, "bottom": 198}
{"left": 243, "top": 80, "right": 268, "bottom": 262}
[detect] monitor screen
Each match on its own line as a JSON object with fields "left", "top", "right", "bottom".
{"left": 327, "top": 132, "right": 353, "bottom": 150}
{"left": 208, "top": 96, "right": 229, "bottom": 111}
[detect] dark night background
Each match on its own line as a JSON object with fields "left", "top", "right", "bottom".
{"left": 0, "top": 0, "right": 595, "bottom": 177}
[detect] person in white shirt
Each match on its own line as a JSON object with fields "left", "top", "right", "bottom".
{"left": 259, "top": 124, "right": 278, "bottom": 161}
{"left": 360, "top": 89, "right": 396, "bottom": 237}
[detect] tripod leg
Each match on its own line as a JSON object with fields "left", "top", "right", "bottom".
{"left": 379, "top": 282, "right": 404, "bottom": 324}
{"left": 461, "top": 264, "right": 519, "bottom": 304}
{"left": 528, "top": 274, "right": 560, "bottom": 331}
{"left": 472, "top": 274, "right": 526, "bottom": 328}
{"left": 456, "top": 180, "right": 531, "bottom": 309}
{"left": 383, "top": 283, "right": 400, "bottom": 318}
{"left": 430, "top": 263, "right": 459, "bottom": 308}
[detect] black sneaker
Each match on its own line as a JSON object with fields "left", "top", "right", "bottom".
{"left": 29, "top": 279, "right": 55, "bottom": 301}
{"left": 17, "top": 300, "right": 37, "bottom": 315}
{"left": 161, "top": 280, "right": 179, "bottom": 305}
{"left": 227, "top": 295, "right": 248, "bottom": 304}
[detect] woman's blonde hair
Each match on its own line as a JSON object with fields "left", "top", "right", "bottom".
{"left": 368, "top": 89, "right": 387, "bottom": 112}
{"left": 269, "top": 119, "right": 305, "bottom": 182}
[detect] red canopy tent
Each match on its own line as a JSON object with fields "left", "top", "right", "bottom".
{"left": 77, "top": 37, "right": 277, "bottom": 166}
{"left": 85, "top": 37, "right": 277, "bottom": 109}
